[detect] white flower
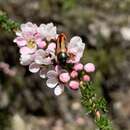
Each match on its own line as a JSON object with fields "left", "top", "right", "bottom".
{"left": 46, "top": 69, "right": 65, "bottom": 96}
{"left": 38, "top": 23, "right": 57, "bottom": 41}
{"left": 67, "top": 36, "right": 85, "bottom": 63}
{"left": 14, "top": 22, "right": 46, "bottom": 55}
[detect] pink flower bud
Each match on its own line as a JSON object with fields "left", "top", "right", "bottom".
{"left": 73, "top": 63, "right": 83, "bottom": 71}
{"left": 83, "top": 75, "right": 90, "bottom": 81}
{"left": 69, "top": 80, "right": 79, "bottom": 90}
{"left": 70, "top": 70, "right": 78, "bottom": 78}
{"left": 38, "top": 41, "right": 46, "bottom": 48}
{"left": 59, "top": 72, "right": 70, "bottom": 83}
{"left": 84, "top": 63, "right": 95, "bottom": 73}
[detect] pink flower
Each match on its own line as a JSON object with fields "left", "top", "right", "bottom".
{"left": 83, "top": 75, "right": 90, "bottom": 81}
{"left": 59, "top": 72, "right": 70, "bottom": 83}
{"left": 14, "top": 22, "right": 46, "bottom": 55}
{"left": 38, "top": 23, "right": 57, "bottom": 41}
{"left": 70, "top": 70, "right": 78, "bottom": 78}
{"left": 69, "top": 80, "right": 80, "bottom": 90}
{"left": 84, "top": 63, "right": 95, "bottom": 73}
{"left": 73, "top": 63, "right": 83, "bottom": 71}
{"left": 67, "top": 36, "right": 85, "bottom": 63}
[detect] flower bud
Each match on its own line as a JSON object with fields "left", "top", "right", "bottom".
{"left": 59, "top": 72, "right": 70, "bottom": 83}
{"left": 83, "top": 75, "right": 90, "bottom": 81}
{"left": 74, "top": 63, "right": 83, "bottom": 71}
{"left": 70, "top": 70, "right": 78, "bottom": 78}
{"left": 84, "top": 63, "right": 95, "bottom": 73}
{"left": 69, "top": 80, "right": 79, "bottom": 90}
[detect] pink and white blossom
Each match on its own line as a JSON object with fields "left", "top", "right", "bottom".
{"left": 14, "top": 21, "right": 95, "bottom": 96}
{"left": 67, "top": 36, "right": 85, "bottom": 63}
{"left": 14, "top": 22, "right": 46, "bottom": 55}
{"left": 38, "top": 23, "right": 57, "bottom": 41}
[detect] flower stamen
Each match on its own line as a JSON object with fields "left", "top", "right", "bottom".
{"left": 27, "top": 39, "right": 36, "bottom": 48}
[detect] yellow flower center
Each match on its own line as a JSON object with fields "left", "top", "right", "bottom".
{"left": 27, "top": 39, "right": 36, "bottom": 48}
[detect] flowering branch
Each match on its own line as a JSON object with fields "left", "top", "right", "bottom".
{"left": 0, "top": 12, "right": 113, "bottom": 130}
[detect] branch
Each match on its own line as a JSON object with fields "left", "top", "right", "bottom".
{"left": 80, "top": 82, "right": 113, "bottom": 130}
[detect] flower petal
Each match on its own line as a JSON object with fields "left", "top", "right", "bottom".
{"left": 20, "top": 47, "right": 36, "bottom": 54}
{"left": 35, "top": 49, "right": 46, "bottom": 56}
{"left": 54, "top": 84, "right": 64, "bottom": 96}
{"left": 16, "top": 31, "right": 22, "bottom": 37}
{"left": 46, "top": 42, "right": 56, "bottom": 53}
{"left": 21, "top": 22, "right": 38, "bottom": 35}
{"left": 35, "top": 56, "right": 51, "bottom": 65}
{"left": 46, "top": 78, "right": 58, "bottom": 88}
{"left": 40, "top": 68, "right": 48, "bottom": 78}
{"left": 38, "top": 23, "right": 57, "bottom": 40}
{"left": 47, "top": 70, "right": 57, "bottom": 79}
{"left": 20, "top": 54, "right": 33, "bottom": 65}
{"left": 29, "top": 62, "right": 40, "bottom": 73}
{"left": 13, "top": 37, "right": 27, "bottom": 47}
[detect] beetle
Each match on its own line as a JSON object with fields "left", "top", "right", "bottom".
{"left": 56, "top": 33, "right": 68, "bottom": 65}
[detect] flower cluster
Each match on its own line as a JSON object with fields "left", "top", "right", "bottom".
{"left": 14, "top": 22, "right": 95, "bottom": 96}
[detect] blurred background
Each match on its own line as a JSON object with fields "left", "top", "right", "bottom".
{"left": 0, "top": 0, "right": 130, "bottom": 130}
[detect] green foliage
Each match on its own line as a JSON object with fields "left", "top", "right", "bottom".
{"left": 96, "top": 98, "right": 108, "bottom": 113}
{"left": 96, "top": 115, "right": 112, "bottom": 130}
{"left": 80, "top": 82, "right": 113, "bottom": 130}
{"left": 0, "top": 11, "right": 20, "bottom": 32}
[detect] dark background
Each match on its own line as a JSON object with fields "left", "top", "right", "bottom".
{"left": 0, "top": 0, "right": 130, "bottom": 130}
